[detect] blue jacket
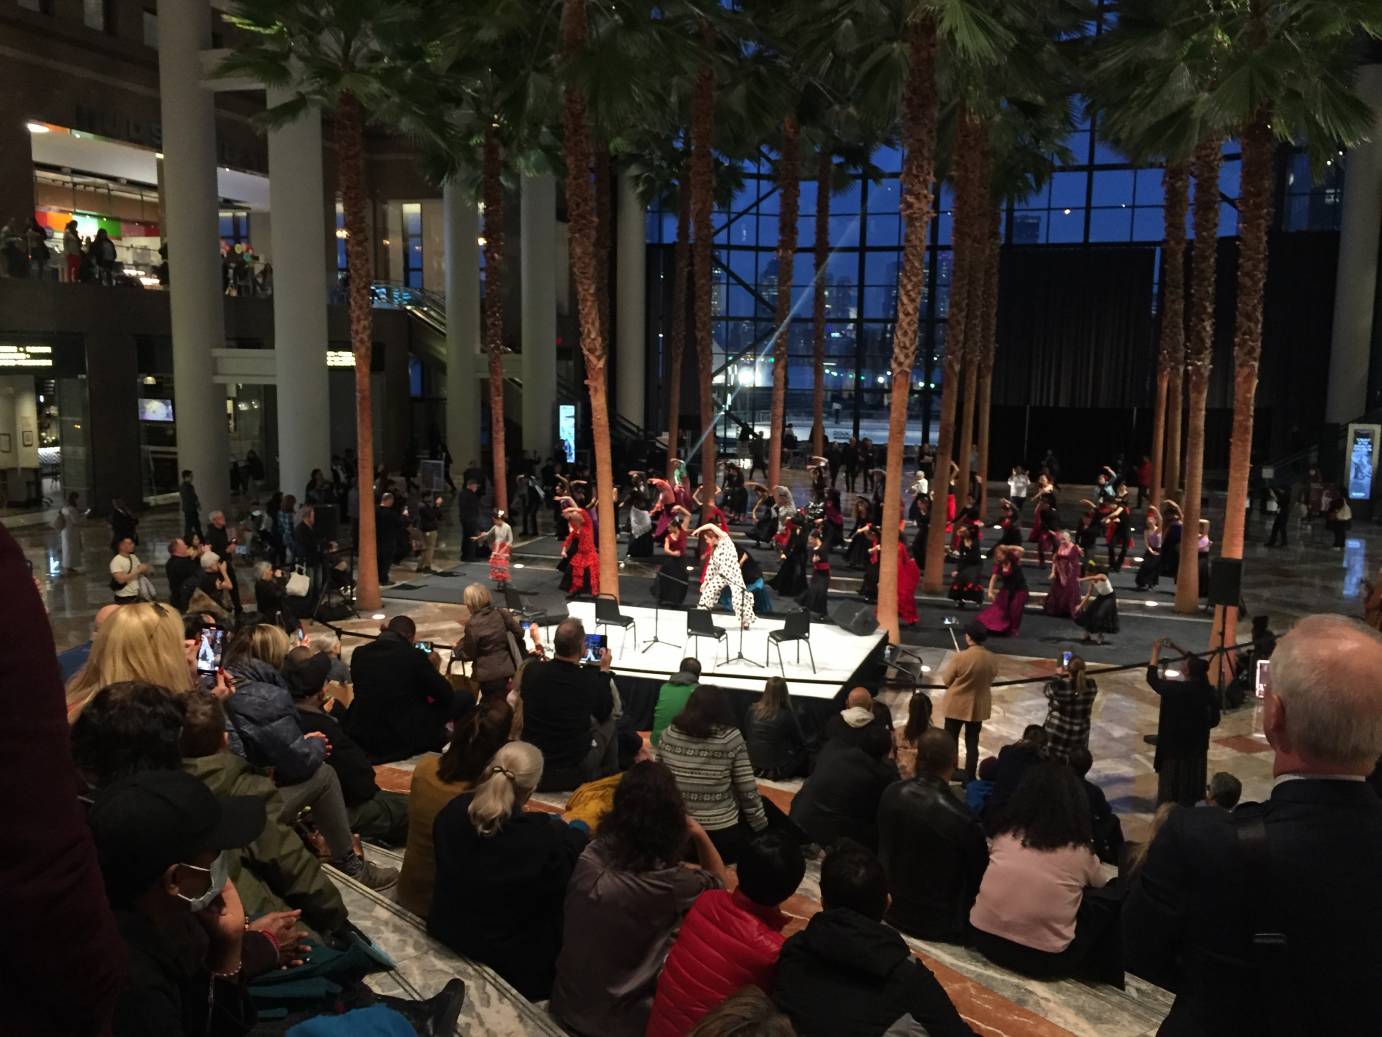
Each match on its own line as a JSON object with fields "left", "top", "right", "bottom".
{"left": 223, "top": 657, "right": 325, "bottom": 786}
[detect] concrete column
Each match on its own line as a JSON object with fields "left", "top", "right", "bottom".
{"left": 616, "top": 169, "right": 647, "bottom": 427}
{"left": 157, "top": 0, "right": 230, "bottom": 508}
{"left": 1, "top": 119, "right": 35, "bottom": 226}
{"left": 444, "top": 182, "right": 482, "bottom": 474}
{"left": 521, "top": 174, "right": 557, "bottom": 460}
{"left": 267, "top": 90, "right": 331, "bottom": 499}
{"left": 1327, "top": 64, "right": 1382, "bottom": 424}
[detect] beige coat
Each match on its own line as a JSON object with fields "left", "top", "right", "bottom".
{"left": 939, "top": 644, "right": 999, "bottom": 723}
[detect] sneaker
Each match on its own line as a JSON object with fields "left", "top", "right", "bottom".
{"left": 338, "top": 852, "right": 399, "bottom": 890}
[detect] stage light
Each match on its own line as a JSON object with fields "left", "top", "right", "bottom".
{"left": 514, "top": 563, "right": 525, "bottom": 569}
{"left": 1133, "top": 556, "right": 1143, "bottom": 563}
{"left": 26, "top": 122, "right": 49, "bottom": 134}
{"left": 1145, "top": 600, "right": 1158, "bottom": 607}
{"left": 1164, "top": 668, "right": 1181, "bottom": 678}
{"left": 371, "top": 613, "right": 385, "bottom": 621}
{"left": 920, "top": 665, "right": 931, "bottom": 673}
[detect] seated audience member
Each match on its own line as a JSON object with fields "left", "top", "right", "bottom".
{"left": 969, "top": 762, "right": 1120, "bottom": 984}
{"left": 658, "top": 684, "right": 768, "bottom": 863}
{"left": 825, "top": 686, "right": 893, "bottom": 756}
{"left": 223, "top": 624, "right": 397, "bottom": 889}
{"left": 165, "top": 538, "right": 201, "bottom": 611}
{"left": 647, "top": 830, "right": 805, "bottom": 1037}
{"left": 1067, "top": 748, "right": 1124, "bottom": 867}
{"left": 551, "top": 761, "right": 731, "bottom": 1037}
{"left": 743, "top": 676, "right": 809, "bottom": 779}
{"left": 775, "top": 840, "right": 976, "bottom": 1037}
{"left": 456, "top": 582, "right": 524, "bottom": 695}
{"left": 1125, "top": 615, "right": 1382, "bottom": 1035}
{"left": 964, "top": 755, "right": 999, "bottom": 816}
{"left": 284, "top": 647, "right": 408, "bottom": 845}
{"left": 397, "top": 700, "right": 515, "bottom": 917}
{"left": 179, "top": 689, "right": 350, "bottom": 937}
{"left": 520, "top": 618, "right": 617, "bottom": 790}
{"left": 346, "top": 615, "right": 462, "bottom": 761}
{"left": 982, "top": 724, "right": 1050, "bottom": 830}
{"left": 197, "top": 550, "right": 233, "bottom": 610}
{"left": 791, "top": 721, "right": 899, "bottom": 852}
{"left": 651, "top": 658, "right": 701, "bottom": 747}
{"left": 1043, "top": 654, "right": 1097, "bottom": 764}
{"left": 878, "top": 729, "right": 988, "bottom": 941}
{"left": 892, "top": 690, "right": 934, "bottom": 780}
{"left": 89, "top": 769, "right": 465, "bottom": 1037}
{"left": 56, "top": 602, "right": 121, "bottom": 682}
{"left": 65, "top": 601, "right": 201, "bottom": 719}
{"left": 309, "top": 632, "right": 353, "bottom": 687}
{"left": 430, "top": 742, "right": 587, "bottom": 1000}
{"left": 685, "top": 987, "right": 796, "bottom": 1037}
{"left": 252, "top": 562, "right": 295, "bottom": 631}
{"left": 1204, "top": 770, "right": 1242, "bottom": 812}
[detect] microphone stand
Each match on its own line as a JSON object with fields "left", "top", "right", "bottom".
{"left": 642, "top": 561, "right": 691, "bottom": 653}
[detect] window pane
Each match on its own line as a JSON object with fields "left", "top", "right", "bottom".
{"left": 1011, "top": 211, "right": 1046, "bottom": 245}
{"left": 864, "top": 251, "right": 899, "bottom": 284}
{"left": 797, "top": 180, "right": 816, "bottom": 217}
{"left": 1134, "top": 169, "right": 1166, "bottom": 206}
{"left": 833, "top": 179, "right": 863, "bottom": 215}
{"left": 1049, "top": 171, "right": 1088, "bottom": 208}
{"left": 873, "top": 146, "right": 903, "bottom": 173}
{"left": 1091, "top": 170, "right": 1133, "bottom": 205}
{"left": 1219, "top": 159, "right": 1241, "bottom": 200}
{"left": 1093, "top": 139, "right": 1127, "bottom": 165}
{"left": 1132, "top": 207, "right": 1165, "bottom": 242}
{"left": 1089, "top": 207, "right": 1132, "bottom": 242}
{"left": 84, "top": 0, "right": 105, "bottom": 29}
{"left": 862, "top": 285, "right": 897, "bottom": 318}
{"left": 142, "top": 10, "right": 158, "bottom": 46}
{"left": 866, "top": 214, "right": 900, "bottom": 245}
{"left": 797, "top": 215, "right": 815, "bottom": 250}
{"left": 1219, "top": 204, "right": 1238, "bottom": 237}
{"left": 828, "top": 215, "right": 860, "bottom": 248}
{"left": 867, "top": 179, "right": 901, "bottom": 214}
{"left": 1048, "top": 208, "right": 1085, "bottom": 243}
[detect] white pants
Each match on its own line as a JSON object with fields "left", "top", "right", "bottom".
{"left": 698, "top": 554, "right": 756, "bottom": 628}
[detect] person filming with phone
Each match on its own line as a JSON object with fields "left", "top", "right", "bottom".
{"left": 1144, "top": 637, "right": 1221, "bottom": 807}
{"left": 521, "top": 618, "right": 618, "bottom": 791}
{"left": 347, "top": 615, "right": 464, "bottom": 762}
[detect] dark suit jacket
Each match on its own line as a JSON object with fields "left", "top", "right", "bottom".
{"left": 1123, "top": 777, "right": 1382, "bottom": 1036}
{"left": 344, "top": 632, "right": 458, "bottom": 761}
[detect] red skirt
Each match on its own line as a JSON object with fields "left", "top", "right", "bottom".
{"left": 489, "top": 542, "right": 511, "bottom": 583}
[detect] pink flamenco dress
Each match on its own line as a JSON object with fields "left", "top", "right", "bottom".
{"left": 896, "top": 541, "right": 921, "bottom": 626}
{"left": 978, "top": 557, "right": 1029, "bottom": 636}
{"left": 1042, "top": 543, "right": 1083, "bottom": 618}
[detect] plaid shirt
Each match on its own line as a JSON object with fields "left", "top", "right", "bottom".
{"left": 1043, "top": 678, "right": 1098, "bottom": 763}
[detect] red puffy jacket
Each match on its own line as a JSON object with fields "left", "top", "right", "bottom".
{"left": 645, "top": 888, "right": 790, "bottom": 1037}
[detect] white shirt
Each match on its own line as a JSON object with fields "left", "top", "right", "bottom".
{"left": 1008, "top": 474, "right": 1030, "bottom": 497}
{"left": 110, "top": 552, "right": 142, "bottom": 598}
{"left": 630, "top": 507, "right": 652, "bottom": 538}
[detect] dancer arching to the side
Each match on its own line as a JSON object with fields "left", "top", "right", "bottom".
{"left": 693, "top": 523, "right": 756, "bottom": 628}
{"left": 560, "top": 506, "right": 599, "bottom": 597}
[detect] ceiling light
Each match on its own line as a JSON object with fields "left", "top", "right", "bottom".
{"left": 26, "top": 122, "right": 49, "bottom": 134}
{"left": 155, "top": 152, "right": 164, "bottom": 160}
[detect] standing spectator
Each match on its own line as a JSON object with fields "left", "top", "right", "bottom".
{"left": 109, "top": 536, "right": 152, "bottom": 604}
{"left": 520, "top": 619, "right": 617, "bottom": 790}
{"left": 346, "top": 615, "right": 462, "bottom": 761}
{"left": 61, "top": 219, "right": 83, "bottom": 282}
{"left": 1125, "top": 615, "right": 1382, "bottom": 1035}
{"left": 659, "top": 685, "right": 769, "bottom": 863}
{"left": 938, "top": 621, "right": 999, "bottom": 781}
{"left": 458, "top": 477, "right": 483, "bottom": 561}
{"left": 1043, "top": 654, "right": 1098, "bottom": 764}
{"left": 650, "top": 658, "right": 700, "bottom": 747}
{"left": 456, "top": 582, "right": 524, "bottom": 696}
{"left": 164, "top": 538, "right": 200, "bottom": 610}
{"left": 245, "top": 448, "right": 265, "bottom": 489}
{"left": 775, "top": 840, "right": 976, "bottom": 1037}
{"left": 646, "top": 830, "right": 805, "bottom": 1037}
{"left": 551, "top": 761, "right": 730, "bottom": 1037}
{"left": 1145, "top": 638, "right": 1221, "bottom": 806}
{"left": 969, "top": 763, "right": 1120, "bottom": 983}
{"left": 25, "top": 216, "right": 50, "bottom": 279}
{"left": 375, "top": 492, "right": 404, "bottom": 586}
{"left": 90, "top": 227, "right": 116, "bottom": 284}
{"left": 179, "top": 469, "right": 202, "bottom": 540}
{"left": 55, "top": 490, "right": 83, "bottom": 574}
{"left": 878, "top": 729, "right": 988, "bottom": 941}
{"left": 206, "top": 510, "right": 243, "bottom": 615}
{"left": 417, "top": 493, "right": 443, "bottom": 573}
{"left": 743, "top": 675, "right": 809, "bottom": 780}
{"left": 429, "top": 741, "right": 587, "bottom": 1000}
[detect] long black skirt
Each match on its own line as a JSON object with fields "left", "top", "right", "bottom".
{"left": 797, "top": 571, "right": 830, "bottom": 617}
{"left": 627, "top": 532, "right": 654, "bottom": 559}
{"left": 655, "top": 554, "right": 690, "bottom": 604}
{"left": 771, "top": 553, "right": 808, "bottom": 597}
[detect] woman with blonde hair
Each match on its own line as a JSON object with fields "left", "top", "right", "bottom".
{"left": 429, "top": 741, "right": 588, "bottom": 999}
{"left": 457, "top": 581, "right": 524, "bottom": 696}
{"left": 65, "top": 602, "right": 200, "bottom": 719}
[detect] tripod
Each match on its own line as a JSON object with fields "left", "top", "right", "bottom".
{"left": 644, "top": 562, "right": 693, "bottom": 652}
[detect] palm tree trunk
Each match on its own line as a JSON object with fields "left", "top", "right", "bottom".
{"left": 877, "top": 19, "right": 939, "bottom": 643}
{"left": 953, "top": 137, "right": 991, "bottom": 515}
{"left": 1211, "top": 110, "right": 1275, "bottom": 668}
{"left": 666, "top": 188, "right": 690, "bottom": 480}
{"left": 690, "top": 28, "right": 717, "bottom": 503}
{"left": 1157, "top": 162, "right": 1190, "bottom": 506}
{"left": 482, "top": 125, "right": 509, "bottom": 514}
{"left": 921, "top": 111, "right": 981, "bottom": 595}
{"left": 811, "top": 150, "right": 831, "bottom": 459}
{"left": 767, "top": 114, "right": 800, "bottom": 490}
{"left": 594, "top": 144, "right": 612, "bottom": 350}
{"left": 336, "top": 92, "right": 379, "bottom": 610}
{"left": 1175, "top": 138, "right": 1222, "bottom": 612}
{"left": 562, "top": 0, "right": 618, "bottom": 598}
{"left": 975, "top": 209, "right": 1001, "bottom": 518}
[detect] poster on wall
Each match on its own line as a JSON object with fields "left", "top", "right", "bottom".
{"left": 1345, "top": 423, "right": 1381, "bottom": 500}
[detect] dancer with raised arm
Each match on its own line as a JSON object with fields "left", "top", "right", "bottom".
{"left": 560, "top": 507, "right": 599, "bottom": 597}
{"left": 694, "top": 524, "right": 756, "bottom": 628}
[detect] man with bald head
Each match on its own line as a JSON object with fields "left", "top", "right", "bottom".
{"left": 823, "top": 687, "right": 892, "bottom": 757}
{"left": 1124, "top": 614, "right": 1382, "bottom": 1036}
{"left": 521, "top": 618, "right": 617, "bottom": 791}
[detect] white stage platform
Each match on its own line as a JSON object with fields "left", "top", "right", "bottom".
{"left": 563, "top": 601, "right": 888, "bottom": 696}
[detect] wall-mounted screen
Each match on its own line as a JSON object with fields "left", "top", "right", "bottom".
{"left": 138, "top": 398, "right": 175, "bottom": 423}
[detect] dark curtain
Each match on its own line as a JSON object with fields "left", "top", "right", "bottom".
{"left": 993, "top": 246, "right": 1158, "bottom": 410}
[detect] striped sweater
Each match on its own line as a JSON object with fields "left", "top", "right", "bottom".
{"left": 657, "top": 724, "right": 768, "bottom": 833}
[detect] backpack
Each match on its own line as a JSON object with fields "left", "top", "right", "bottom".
{"left": 52, "top": 510, "right": 66, "bottom": 532}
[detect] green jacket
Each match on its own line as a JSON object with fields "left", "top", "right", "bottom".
{"left": 651, "top": 678, "right": 697, "bottom": 747}
{"left": 183, "top": 751, "right": 348, "bottom": 936}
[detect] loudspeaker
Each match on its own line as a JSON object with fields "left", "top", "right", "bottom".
{"left": 314, "top": 503, "right": 340, "bottom": 545}
{"left": 1208, "top": 558, "right": 1243, "bottom": 608}
{"left": 831, "top": 602, "right": 880, "bottom": 637}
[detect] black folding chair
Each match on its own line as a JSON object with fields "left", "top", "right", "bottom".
{"left": 687, "top": 607, "right": 728, "bottom": 666}
{"left": 595, "top": 593, "right": 637, "bottom": 656}
{"left": 767, "top": 610, "right": 815, "bottom": 675}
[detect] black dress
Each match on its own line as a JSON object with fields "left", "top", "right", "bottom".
{"left": 770, "top": 527, "right": 809, "bottom": 597}
{"left": 797, "top": 547, "right": 831, "bottom": 617}
{"left": 655, "top": 535, "right": 690, "bottom": 603}
{"left": 949, "top": 542, "right": 985, "bottom": 605}
{"left": 751, "top": 504, "right": 776, "bottom": 545}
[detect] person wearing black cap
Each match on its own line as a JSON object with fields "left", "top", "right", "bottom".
{"left": 285, "top": 646, "right": 409, "bottom": 845}
{"left": 938, "top": 622, "right": 999, "bottom": 783}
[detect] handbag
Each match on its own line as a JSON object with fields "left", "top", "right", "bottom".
{"left": 285, "top": 567, "right": 312, "bottom": 597}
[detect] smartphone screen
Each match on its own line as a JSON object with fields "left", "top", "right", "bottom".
{"left": 520, "top": 620, "right": 532, "bottom": 632}
{"left": 1255, "top": 659, "right": 1270, "bottom": 699}
{"left": 196, "top": 628, "right": 224, "bottom": 675}
{"left": 1061, "top": 650, "right": 1073, "bottom": 669}
{"left": 416, "top": 640, "right": 433, "bottom": 654}
{"left": 582, "top": 633, "right": 607, "bottom": 664}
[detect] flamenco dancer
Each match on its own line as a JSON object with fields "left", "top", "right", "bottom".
{"left": 1135, "top": 506, "right": 1163, "bottom": 590}
{"left": 472, "top": 509, "right": 514, "bottom": 590}
{"left": 797, "top": 529, "right": 832, "bottom": 620}
{"left": 627, "top": 491, "right": 654, "bottom": 559}
{"left": 560, "top": 506, "right": 599, "bottom": 597}
{"left": 654, "top": 509, "right": 692, "bottom": 604}
{"left": 822, "top": 488, "right": 846, "bottom": 553}
{"left": 909, "top": 494, "right": 931, "bottom": 570}
{"left": 859, "top": 524, "right": 881, "bottom": 602}
{"left": 977, "top": 543, "right": 1029, "bottom": 637}
{"left": 846, "top": 496, "right": 876, "bottom": 568}
{"left": 1160, "top": 499, "right": 1184, "bottom": 582}
{"left": 995, "top": 499, "right": 1024, "bottom": 552}
{"left": 695, "top": 524, "right": 757, "bottom": 628}
{"left": 747, "top": 483, "right": 776, "bottom": 546}
{"left": 1028, "top": 481, "right": 1060, "bottom": 566}
{"left": 1104, "top": 487, "right": 1134, "bottom": 572}
{"left": 948, "top": 524, "right": 985, "bottom": 607}
{"left": 895, "top": 521, "right": 921, "bottom": 628}
{"left": 722, "top": 462, "right": 748, "bottom": 522}
{"left": 1042, "top": 529, "right": 1083, "bottom": 618}
{"left": 1074, "top": 561, "right": 1120, "bottom": 645}
{"left": 770, "top": 514, "right": 809, "bottom": 597}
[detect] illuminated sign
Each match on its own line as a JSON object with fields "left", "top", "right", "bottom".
{"left": 0, "top": 344, "right": 54, "bottom": 369}
{"left": 326, "top": 350, "right": 355, "bottom": 368}
{"left": 1346, "top": 423, "right": 1380, "bottom": 501}
{"left": 558, "top": 405, "right": 576, "bottom": 462}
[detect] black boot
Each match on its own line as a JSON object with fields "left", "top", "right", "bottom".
{"left": 373, "top": 978, "right": 466, "bottom": 1036}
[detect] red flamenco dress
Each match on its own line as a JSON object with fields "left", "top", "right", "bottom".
{"left": 562, "top": 515, "right": 599, "bottom": 596}
{"left": 896, "top": 541, "right": 921, "bottom": 626}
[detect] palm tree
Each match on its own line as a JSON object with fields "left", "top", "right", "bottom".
{"left": 218, "top": 0, "right": 441, "bottom": 612}
{"left": 689, "top": 22, "right": 718, "bottom": 501}
{"left": 766, "top": 110, "right": 801, "bottom": 491}
{"left": 950, "top": 135, "right": 993, "bottom": 520}
{"left": 1156, "top": 163, "right": 1189, "bottom": 506}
